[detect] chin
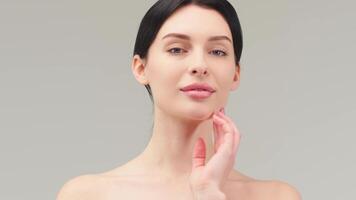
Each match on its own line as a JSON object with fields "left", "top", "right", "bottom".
{"left": 186, "top": 110, "right": 213, "bottom": 121}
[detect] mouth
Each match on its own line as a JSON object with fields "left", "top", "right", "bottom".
{"left": 180, "top": 82, "right": 216, "bottom": 93}
{"left": 180, "top": 89, "right": 214, "bottom": 99}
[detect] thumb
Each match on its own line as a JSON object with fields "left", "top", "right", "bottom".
{"left": 192, "top": 137, "right": 206, "bottom": 170}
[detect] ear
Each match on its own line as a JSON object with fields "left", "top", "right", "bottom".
{"left": 131, "top": 54, "right": 149, "bottom": 85}
{"left": 230, "top": 63, "right": 241, "bottom": 91}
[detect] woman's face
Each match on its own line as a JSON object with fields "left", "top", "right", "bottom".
{"left": 133, "top": 4, "right": 240, "bottom": 120}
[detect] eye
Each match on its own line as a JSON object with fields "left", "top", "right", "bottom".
{"left": 210, "top": 50, "right": 227, "bottom": 57}
{"left": 167, "top": 47, "right": 186, "bottom": 55}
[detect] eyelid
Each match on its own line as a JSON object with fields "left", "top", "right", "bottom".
{"left": 166, "top": 46, "right": 228, "bottom": 56}
{"left": 210, "top": 49, "right": 228, "bottom": 56}
{"left": 167, "top": 47, "right": 187, "bottom": 55}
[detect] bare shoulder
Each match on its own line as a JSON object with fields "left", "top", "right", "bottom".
{"left": 56, "top": 174, "right": 106, "bottom": 200}
{"left": 269, "top": 180, "right": 302, "bottom": 200}
{"left": 226, "top": 179, "right": 302, "bottom": 200}
{"left": 225, "top": 171, "right": 302, "bottom": 200}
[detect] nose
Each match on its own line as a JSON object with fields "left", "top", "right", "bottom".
{"left": 191, "top": 67, "right": 208, "bottom": 76}
{"left": 189, "top": 52, "right": 209, "bottom": 77}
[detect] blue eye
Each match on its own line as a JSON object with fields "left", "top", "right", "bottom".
{"left": 167, "top": 47, "right": 185, "bottom": 55}
{"left": 211, "top": 50, "right": 227, "bottom": 56}
{"left": 167, "top": 48, "right": 227, "bottom": 56}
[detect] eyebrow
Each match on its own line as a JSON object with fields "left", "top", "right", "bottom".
{"left": 162, "top": 33, "right": 232, "bottom": 43}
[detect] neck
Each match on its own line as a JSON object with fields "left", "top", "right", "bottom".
{"left": 135, "top": 107, "right": 215, "bottom": 182}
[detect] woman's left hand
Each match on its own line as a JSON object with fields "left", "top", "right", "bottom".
{"left": 189, "top": 107, "right": 242, "bottom": 196}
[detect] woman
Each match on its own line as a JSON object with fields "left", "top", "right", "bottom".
{"left": 57, "top": 0, "right": 302, "bottom": 199}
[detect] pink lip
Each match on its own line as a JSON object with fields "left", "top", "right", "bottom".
{"left": 180, "top": 83, "right": 216, "bottom": 93}
{"left": 180, "top": 82, "right": 216, "bottom": 100}
{"left": 181, "top": 90, "right": 214, "bottom": 99}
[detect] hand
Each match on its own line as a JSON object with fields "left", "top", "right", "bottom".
{"left": 189, "top": 107, "right": 241, "bottom": 198}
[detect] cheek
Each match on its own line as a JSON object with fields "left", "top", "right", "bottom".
{"left": 148, "top": 62, "right": 183, "bottom": 96}
{"left": 148, "top": 49, "right": 182, "bottom": 80}
{"left": 215, "top": 66, "right": 235, "bottom": 86}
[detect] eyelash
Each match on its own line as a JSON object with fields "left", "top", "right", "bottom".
{"left": 167, "top": 48, "right": 227, "bottom": 57}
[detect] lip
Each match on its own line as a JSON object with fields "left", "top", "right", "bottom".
{"left": 180, "top": 82, "right": 216, "bottom": 100}
{"left": 181, "top": 90, "right": 214, "bottom": 99}
{"left": 180, "top": 83, "right": 216, "bottom": 93}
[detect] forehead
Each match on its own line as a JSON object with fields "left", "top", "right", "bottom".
{"left": 156, "top": 4, "right": 232, "bottom": 41}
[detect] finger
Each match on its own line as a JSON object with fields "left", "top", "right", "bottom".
{"left": 221, "top": 132, "right": 234, "bottom": 155}
{"left": 213, "top": 121, "right": 219, "bottom": 153}
{"left": 215, "top": 112, "right": 239, "bottom": 172}
{"left": 192, "top": 137, "right": 206, "bottom": 170}
{"left": 217, "top": 112, "right": 241, "bottom": 156}
{"left": 205, "top": 131, "right": 234, "bottom": 180}
{"left": 213, "top": 114, "right": 234, "bottom": 154}
{"left": 213, "top": 114, "right": 226, "bottom": 151}
{"left": 231, "top": 124, "right": 241, "bottom": 157}
{"left": 213, "top": 115, "right": 224, "bottom": 153}
{"left": 214, "top": 112, "right": 234, "bottom": 151}
{"left": 219, "top": 113, "right": 241, "bottom": 156}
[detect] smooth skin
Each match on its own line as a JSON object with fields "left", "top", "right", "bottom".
{"left": 56, "top": 4, "right": 302, "bottom": 200}
{"left": 190, "top": 108, "right": 241, "bottom": 200}
{"left": 56, "top": 108, "right": 301, "bottom": 200}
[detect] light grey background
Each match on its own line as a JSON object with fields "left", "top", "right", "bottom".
{"left": 0, "top": 0, "right": 355, "bottom": 199}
